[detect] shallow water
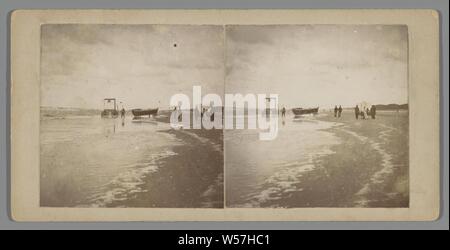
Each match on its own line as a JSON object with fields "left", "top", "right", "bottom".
{"left": 40, "top": 110, "right": 407, "bottom": 208}
{"left": 225, "top": 111, "right": 409, "bottom": 208}
{"left": 40, "top": 115, "right": 182, "bottom": 207}
{"left": 225, "top": 114, "right": 341, "bottom": 207}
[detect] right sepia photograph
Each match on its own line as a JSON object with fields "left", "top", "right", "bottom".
{"left": 225, "top": 25, "right": 409, "bottom": 208}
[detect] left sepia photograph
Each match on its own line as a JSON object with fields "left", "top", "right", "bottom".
{"left": 39, "top": 24, "right": 225, "bottom": 208}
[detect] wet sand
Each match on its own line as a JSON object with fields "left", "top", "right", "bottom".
{"left": 40, "top": 108, "right": 224, "bottom": 208}
{"left": 261, "top": 110, "right": 409, "bottom": 208}
{"left": 109, "top": 128, "right": 224, "bottom": 208}
{"left": 41, "top": 108, "right": 407, "bottom": 208}
{"left": 112, "top": 111, "right": 225, "bottom": 207}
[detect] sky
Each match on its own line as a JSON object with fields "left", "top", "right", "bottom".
{"left": 41, "top": 24, "right": 407, "bottom": 110}
{"left": 41, "top": 24, "right": 224, "bottom": 109}
{"left": 226, "top": 25, "right": 408, "bottom": 109}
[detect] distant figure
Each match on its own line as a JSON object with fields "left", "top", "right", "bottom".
{"left": 334, "top": 106, "right": 338, "bottom": 117}
{"left": 355, "top": 105, "right": 360, "bottom": 119}
{"left": 366, "top": 108, "right": 370, "bottom": 117}
{"left": 370, "top": 105, "right": 376, "bottom": 119}
{"left": 281, "top": 107, "right": 286, "bottom": 117}
{"left": 120, "top": 108, "right": 126, "bottom": 118}
{"left": 338, "top": 105, "right": 343, "bottom": 118}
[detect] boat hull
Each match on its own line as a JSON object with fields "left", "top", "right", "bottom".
{"left": 292, "top": 107, "right": 319, "bottom": 116}
{"left": 131, "top": 108, "right": 158, "bottom": 117}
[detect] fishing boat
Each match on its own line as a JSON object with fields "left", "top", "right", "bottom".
{"left": 292, "top": 107, "right": 319, "bottom": 116}
{"left": 131, "top": 108, "right": 158, "bottom": 117}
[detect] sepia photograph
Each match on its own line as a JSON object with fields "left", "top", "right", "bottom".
{"left": 40, "top": 24, "right": 409, "bottom": 209}
{"left": 225, "top": 25, "right": 409, "bottom": 208}
{"left": 40, "top": 24, "right": 225, "bottom": 208}
{"left": 10, "top": 9, "right": 440, "bottom": 222}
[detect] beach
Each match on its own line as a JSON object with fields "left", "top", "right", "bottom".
{"left": 40, "top": 109, "right": 223, "bottom": 208}
{"left": 109, "top": 128, "right": 224, "bottom": 208}
{"left": 40, "top": 107, "right": 408, "bottom": 208}
{"left": 314, "top": 110, "right": 409, "bottom": 207}
{"left": 226, "top": 110, "right": 409, "bottom": 208}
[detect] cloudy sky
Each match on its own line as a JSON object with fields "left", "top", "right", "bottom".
{"left": 41, "top": 24, "right": 224, "bottom": 109}
{"left": 226, "top": 25, "right": 408, "bottom": 109}
{"left": 41, "top": 24, "right": 407, "bottom": 110}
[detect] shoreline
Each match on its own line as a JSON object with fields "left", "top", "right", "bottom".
{"left": 109, "top": 127, "right": 224, "bottom": 208}
{"left": 315, "top": 111, "right": 409, "bottom": 207}
{"left": 259, "top": 111, "right": 409, "bottom": 208}
{"left": 40, "top": 110, "right": 407, "bottom": 208}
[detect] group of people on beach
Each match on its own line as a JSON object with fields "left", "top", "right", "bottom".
{"left": 334, "top": 105, "right": 343, "bottom": 118}
{"left": 354, "top": 105, "right": 376, "bottom": 119}
{"left": 333, "top": 105, "right": 377, "bottom": 119}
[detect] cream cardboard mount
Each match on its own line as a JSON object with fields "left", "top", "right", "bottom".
{"left": 10, "top": 9, "right": 440, "bottom": 221}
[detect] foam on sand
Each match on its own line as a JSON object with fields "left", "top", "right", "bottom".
{"left": 85, "top": 150, "right": 178, "bottom": 207}
{"left": 339, "top": 124, "right": 398, "bottom": 207}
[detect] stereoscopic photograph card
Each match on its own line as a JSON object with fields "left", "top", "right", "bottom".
{"left": 10, "top": 9, "right": 440, "bottom": 221}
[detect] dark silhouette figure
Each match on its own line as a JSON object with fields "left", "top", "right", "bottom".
{"left": 201, "top": 107, "right": 207, "bottom": 118}
{"left": 370, "top": 105, "right": 376, "bottom": 119}
{"left": 355, "top": 105, "right": 360, "bottom": 119}
{"left": 338, "top": 105, "right": 343, "bottom": 118}
{"left": 281, "top": 107, "right": 286, "bottom": 117}
{"left": 120, "top": 108, "right": 126, "bottom": 118}
{"left": 360, "top": 111, "right": 366, "bottom": 119}
{"left": 334, "top": 106, "right": 338, "bottom": 117}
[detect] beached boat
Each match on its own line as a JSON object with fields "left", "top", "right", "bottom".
{"left": 131, "top": 108, "right": 158, "bottom": 117}
{"left": 292, "top": 107, "right": 319, "bottom": 116}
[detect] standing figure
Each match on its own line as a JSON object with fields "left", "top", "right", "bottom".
{"left": 355, "top": 105, "right": 360, "bottom": 119}
{"left": 120, "top": 108, "right": 126, "bottom": 118}
{"left": 334, "top": 106, "right": 338, "bottom": 117}
{"left": 201, "top": 107, "right": 206, "bottom": 118}
{"left": 338, "top": 105, "right": 343, "bottom": 118}
{"left": 281, "top": 107, "right": 286, "bottom": 117}
{"left": 371, "top": 105, "right": 376, "bottom": 119}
